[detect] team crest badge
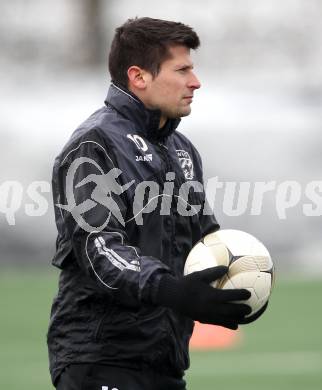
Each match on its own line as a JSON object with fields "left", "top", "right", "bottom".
{"left": 176, "top": 150, "right": 194, "bottom": 180}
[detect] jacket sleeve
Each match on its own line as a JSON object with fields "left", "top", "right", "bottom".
{"left": 54, "top": 130, "right": 171, "bottom": 308}
{"left": 199, "top": 197, "right": 220, "bottom": 237}
{"left": 195, "top": 150, "right": 221, "bottom": 237}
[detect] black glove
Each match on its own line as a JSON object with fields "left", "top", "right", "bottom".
{"left": 155, "top": 265, "right": 252, "bottom": 330}
{"left": 239, "top": 301, "right": 269, "bottom": 324}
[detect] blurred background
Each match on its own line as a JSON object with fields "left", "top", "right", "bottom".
{"left": 0, "top": 1, "right": 321, "bottom": 389}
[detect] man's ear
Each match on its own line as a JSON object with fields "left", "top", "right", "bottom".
{"left": 127, "top": 66, "right": 149, "bottom": 90}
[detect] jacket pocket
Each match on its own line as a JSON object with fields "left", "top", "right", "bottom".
{"left": 93, "top": 306, "right": 138, "bottom": 342}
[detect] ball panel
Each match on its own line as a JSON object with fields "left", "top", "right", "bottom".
{"left": 230, "top": 255, "right": 273, "bottom": 274}
{"left": 207, "top": 243, "right": 230, "bottom": 267}
{"left": 253, "top": 272, "right": 271, "bottom": 300}
{"left": 215, "top": 229, "right": 270, "bottom": 258}
{"left": 221, "top": 271, "right": 271, "bottom": 316}
{"left": 203, "top": 232, "right": 222, "bottom": 246}
{"left": 184, "top": 242, "right": 223, "bottom": 275}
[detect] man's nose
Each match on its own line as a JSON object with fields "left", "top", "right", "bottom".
{"left": 189, "top": 72, "right": 201, "bottom": 90}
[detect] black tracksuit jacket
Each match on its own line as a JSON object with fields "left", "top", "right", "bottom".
{"left": 47, "top": 83, "right": 219, "bottom": 385}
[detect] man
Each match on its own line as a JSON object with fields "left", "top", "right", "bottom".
{"left": 48, "top": 17, "right": 253, "bottom": 390}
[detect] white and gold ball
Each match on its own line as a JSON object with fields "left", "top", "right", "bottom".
{"left": 184, "top": 229, "right": 274, "bottom": 318}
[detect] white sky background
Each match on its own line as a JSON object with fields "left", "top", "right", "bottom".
{"left": 0, "top": 0, "right": 321, "bottom": 273}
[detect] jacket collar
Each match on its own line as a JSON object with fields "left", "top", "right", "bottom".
{"left": 104, "top": 82, "right": 180, "bottom": 142}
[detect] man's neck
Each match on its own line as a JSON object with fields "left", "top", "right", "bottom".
{"left": 159, "top": 116, "right": 167, "bottom": 129}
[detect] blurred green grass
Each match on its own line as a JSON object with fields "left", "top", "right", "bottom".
{"left": 0, "top": 269, "right": 321, "bottom": 389}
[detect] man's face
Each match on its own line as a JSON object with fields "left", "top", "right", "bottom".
{"left": 143, "top": 45, "right": 201, "bottom": 124}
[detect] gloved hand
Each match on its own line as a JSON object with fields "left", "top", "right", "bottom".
{"left": 155, "top": 265, "right": 252, "bottom": 330}
{"left": 239, "top": 301, "right": 269, "bottom": 324}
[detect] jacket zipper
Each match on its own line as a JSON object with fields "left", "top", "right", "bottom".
{"left": 157, "top": 142, "right": 172, "bottom": 174}
{"left": 94, "top": 310, "right": 111, "bottom": 342}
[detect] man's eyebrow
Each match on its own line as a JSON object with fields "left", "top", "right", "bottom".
{"left": 175, "top": 64, "right": 194, "bottom": 70}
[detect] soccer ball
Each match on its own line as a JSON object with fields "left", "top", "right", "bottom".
{"left": 184, "top": 229, "right": 274, "bottom": 318}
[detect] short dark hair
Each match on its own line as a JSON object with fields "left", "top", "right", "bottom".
{"left": 108, "top": 17, "right": 200, "bottom": 87}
